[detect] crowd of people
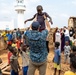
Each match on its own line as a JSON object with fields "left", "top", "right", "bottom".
{"left": 0, "top": 5, "right": 76, "bottom": 75}
{"left": 53, "top": 26, "right": 76, "bottom": 75}
{"left": 0, "top": 28, "right": 29, "bottom": 75}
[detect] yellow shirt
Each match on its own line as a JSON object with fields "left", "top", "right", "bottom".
{"left": 2, "top": 32, "right": 8, "bottom": 41}
{"left": 64, "top": 71, "right": 76, "bottom": 75}
{"left": 12, "top": 43, "right": 17, "bottom": 49}
{"left": 2, "top": 32, "right": 6, "bottom": 37}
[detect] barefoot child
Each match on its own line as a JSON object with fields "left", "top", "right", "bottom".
{"left": 24, "top": 5, "right": 53, "bottom": 32}
{"left": 64, "top": 41, "right": 71, "bottom": 64}
{"left": 10, "top": 47, "right": 20, "bottom": 75}
{"left": 53, "top": 42, "right": 61, "bottom": 75}
{"left": 19, "top": 44, "right": 29, "bottom": 75}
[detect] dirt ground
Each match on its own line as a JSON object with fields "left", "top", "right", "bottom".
{"left": 0, "top": 47, "right": 70, "bottom": 75}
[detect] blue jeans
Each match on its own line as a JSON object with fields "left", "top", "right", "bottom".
{"left": 11, "top": 70, "right": 18, "bottom": 75}
{"left": 22, "top": 66, "right": 28, "bottom": 75}
{"left": 65, "top": 36, "right": 69, "bottom": 42}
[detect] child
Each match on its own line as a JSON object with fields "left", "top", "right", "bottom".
{"left": 53, "top": 42, "right": 61, "bottom": 75}
{"left": 12, "top": 39, "right": 17, "bottom": 49}
{"left": 19, "top": 44, "right": 29, "bottom": 75}
{"left": 6, "top": 31, "right": 12, "bottom": 48}
{"left": 24, "top": 5, "right": 53, "bottom": 32}
{"left": 64, "top": 41, "right": 71, "bottom": 64}
{"left": 10, "top": 47, "right": 20, "bottom": 75}
{"left": 12, "top": 39, "right": 20, "bottom": 56}
{"left": 64, "top": 53, "right": 76, "bottom": 75}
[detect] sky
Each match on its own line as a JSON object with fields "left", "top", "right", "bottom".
{"left": 0, "top": 0, "right": 76, "bottom": 28}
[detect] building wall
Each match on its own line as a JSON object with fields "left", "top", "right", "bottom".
{"left": 73, "top": 18, "right": 76, "bottom": 28}
{"left": 68, "top": 17, "right": 76, "bottom": 28}
{"left": 68, "top": 18, "right": 73, "bottom": 29}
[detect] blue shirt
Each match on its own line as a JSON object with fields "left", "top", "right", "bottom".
{"left": 54, "top": 49, "right": 61, "bottom": 63}
{"left": 6, "top": 34, "right": 12, "bottom": 41}
{"left": 25, "top": 30, "right": 48, "bottom": 63}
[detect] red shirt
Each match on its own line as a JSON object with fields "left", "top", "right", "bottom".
{"left": 8, "top": 51, "right": 12, "bottom": 64}
{"left": 16, "top": 40, "right": 21, "bottom": 49}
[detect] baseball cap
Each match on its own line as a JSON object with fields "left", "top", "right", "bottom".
{"left": 32, "top": 21, "right": 40, "bottom": 30}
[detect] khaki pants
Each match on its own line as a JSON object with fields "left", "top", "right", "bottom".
{"left": 28, "top": 60, "right": 47, "bottom": 75}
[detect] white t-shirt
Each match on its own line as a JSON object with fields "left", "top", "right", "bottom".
{"left": 64, "top": 29, "right": 69, "bottom": 37}
{"left": 55, "top": 32, "right": 61, "bottom": 43}
{"left": 64, "top": 45, "right": 71, "bottom": 55}
{"left": 20, "top": 51, "right": 29, "bottom": 67}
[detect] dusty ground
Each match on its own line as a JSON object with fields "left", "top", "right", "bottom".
{"left": 0, "top": 47, "right": 70, "bottom": 75}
